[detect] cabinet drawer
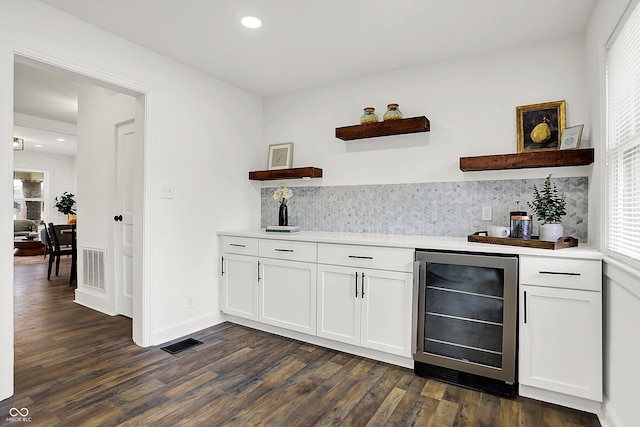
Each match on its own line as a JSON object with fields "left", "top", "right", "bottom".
{"left": 259, "top": 239, "right": 317, "bottom": 263}
{"left": 318, "top": 243, "right": 414, "bottom": 272}
{"left": 520, "top": 255, "right": 601, "bottom": 291}
{"left": 222, "top": 236, "right": 259, "bottom": 256}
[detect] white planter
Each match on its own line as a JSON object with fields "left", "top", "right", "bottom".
{"left": 539, "top": 223, "right": 563, "bottom": 242}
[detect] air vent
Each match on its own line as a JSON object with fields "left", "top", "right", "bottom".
{"left": 83, "top": 248, "right": 106, "bottom": 291}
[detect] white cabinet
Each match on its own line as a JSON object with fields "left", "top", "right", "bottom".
{"left": 221, "top": 237, "right": 317, "bottom": 334}
{"left": 317, "top": 244, "right": 414, "bottom": 357}
{"left": 220, "top": 236, "right": 259, "bottom": 321}
{"left": 519, "top": 255, "right": 602, "bottom": 403}
{"left": 258, "top": 239, "right": 317, "bottom": 335}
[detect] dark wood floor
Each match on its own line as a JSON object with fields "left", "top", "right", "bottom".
{"left": 2, "top": 257, "right": 601, "bottom": 426}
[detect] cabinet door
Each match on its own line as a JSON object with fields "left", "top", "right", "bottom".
{"left": 317, "top": 265, "right": 360, "bottom": 346}
{"left": 519, "top": 284, "right": 602, "bottom": 401}
{"left": 361, "top": 269, "right": 413, "bottom": 357}
{"left": 259, "top": 258, "right": 317, "bottom": 335}
{"left": 221, "top": 253, "right": 258, "bottom": 321}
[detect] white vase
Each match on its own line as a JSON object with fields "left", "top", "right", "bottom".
{"left": 540, "top": 223, "right": 563, "bottom": 242}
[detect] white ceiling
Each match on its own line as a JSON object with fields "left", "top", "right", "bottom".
{"left": 16, "top": 0, "right": 598, "bottom": 154}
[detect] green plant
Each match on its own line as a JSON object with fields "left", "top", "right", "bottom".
{"left": 55, "top": 191, "right": 76, "bottom": 215}
{"left": 527, "top": 174, "right": 566, "bottom": 224}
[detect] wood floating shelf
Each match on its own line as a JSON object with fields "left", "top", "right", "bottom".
{"left": 459, "top": 148, "right": 594, "bottom": 172}
{"left": 335, "top": 116, "right": 430, "bottom": 141}
{"left": 249, "top": 167, "right": 323, "bottom": 181}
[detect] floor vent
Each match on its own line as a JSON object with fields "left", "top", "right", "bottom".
{"left": 160, "top": 338, "right": 203, "bottom": 354}
{"left": 83, "top": 248, "right": 106, "bottom": 291}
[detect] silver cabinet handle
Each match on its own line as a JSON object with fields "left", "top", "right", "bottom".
{"left": 348, "top": 255, "right": 373, "bottom": 260}
{"left": 539, "top": 270, "right": 581, "bottom": 276}
{"left": 257, "top": 261, "right": 261, "bottom": 282}
{"left": 275, "top": 249, "right": 294, "bottom": 252}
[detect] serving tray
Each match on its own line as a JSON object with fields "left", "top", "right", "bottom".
{"left": 468, "top": 232, "right": 578, "bottom": 250}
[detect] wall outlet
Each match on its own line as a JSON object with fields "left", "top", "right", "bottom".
{"left": 159, "top": 183, "right": 174, "bottom": 199}
{"left": 482, "top": 205, "right": 492, "bottom": 221}
{"left": 187, "top": 295, "right": 193, "bottom": 308}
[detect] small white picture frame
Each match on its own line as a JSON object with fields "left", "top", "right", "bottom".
{"left": 559, "top": 124, "right": 584, "bottom": 150}
{"left": 267, "top": 142, "right": 293, "bottom": 170}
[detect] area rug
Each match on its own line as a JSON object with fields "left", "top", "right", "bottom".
{"left": 13, "top": 255, "right": 49, "bottom": 265}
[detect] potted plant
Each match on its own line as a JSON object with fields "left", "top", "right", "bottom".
{"left": 527, "top": 174, "right": 566, "bottom": 242}
{"left": 55, "top": 191, "right": 77, "bottom": 223}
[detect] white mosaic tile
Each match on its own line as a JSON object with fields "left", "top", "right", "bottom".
{"left": 261, "top": 177, "right": 589, "bottom": 242}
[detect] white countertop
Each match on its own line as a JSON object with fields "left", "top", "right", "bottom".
{"left": 218, "top": 229, "right": 603, "bottom": 260}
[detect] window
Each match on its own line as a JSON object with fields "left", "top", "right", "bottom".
{"left": 606, "top": 1, "right": 640, "bottom": 264}
{"left": 13, "top": 171, "right": 45, "bottom": 222}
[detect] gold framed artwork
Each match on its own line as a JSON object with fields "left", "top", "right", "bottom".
{"left": 267, "top": 142, "right": 293, "bottom": 170}
{"left": 559, "top": 124, "right": 584, "bottom": 150}
{"left": 516, "top": 100, "right": 566, "bottom": 153}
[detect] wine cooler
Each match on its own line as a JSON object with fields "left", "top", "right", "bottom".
{"left": 413, "top": 249, "right": 518, "bottom": 397}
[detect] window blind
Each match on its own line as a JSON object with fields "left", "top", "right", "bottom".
{"left": 606, "top": 1, "right": 640, "bottom": 263}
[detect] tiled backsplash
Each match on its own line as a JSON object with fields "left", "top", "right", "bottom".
{"left": 261, "top": 177, "right": 589, "bottom": 241}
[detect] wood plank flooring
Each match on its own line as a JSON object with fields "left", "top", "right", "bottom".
{"left": 2, "top": 258, "right": 601, "bottom": 426}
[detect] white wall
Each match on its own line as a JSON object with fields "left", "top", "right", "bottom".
{"left": 13, "top": 149, "right": 76, "bottom": 225}
{"left": 585, "top": 1, "right": 640, "bottom": 426}
{"left": 0, "top": 0, "right": 263, "bottom": 400}
{"left": 263, "top": 34, "right": 593, "bottom": 188}
{"left": 74, "top": 84, "right": 135, "bottom": 314}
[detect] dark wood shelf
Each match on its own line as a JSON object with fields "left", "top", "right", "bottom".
{"left": 335, "top": 116, "right": 430, "bottom": 141}
{"left": 249, "top": 167, "right": 323, "bottom": 181}
{"left": 459, "top": 148, "right": 594, "bottom": 172}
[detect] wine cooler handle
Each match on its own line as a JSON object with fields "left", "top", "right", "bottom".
{"left": 411, "top": 261, "right": 422, "bottom": 356}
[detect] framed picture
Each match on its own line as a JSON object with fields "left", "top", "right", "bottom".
{"left": 516, "top": 100, "right": 566, "bottom": 153}
{"left": 559, "top": 124, "right": 584, "bottom": 150}
{"left": 267, "top": 142, "right": 293, "bottom": 170}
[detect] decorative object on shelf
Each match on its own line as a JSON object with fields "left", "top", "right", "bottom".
{"left": 527, "top": 174, "right": 567, "bottom": 242}
{"left": 12, "top": 137, "right": 24, "bottom": 151}
{"left": 516, "top": 100, "right": 566, "bottom": 153}
{"left": 510, "top": 215, "right": 532, "bottom": 239}
{"left": 383, "top": 103, "right": 403, "bottom": 121}
{"left": 267, "top": 142, "right": 293, "bottom": 170}
{"left": 559, "top": 124, "right": 584, "bottom": 150}
{"left": 55, "top": 191, "right": 76, "bottom": 222}
{"left": 360, "top": 107, "right": 379, "bottom": 124}
{"left": 273, "top": 184, "right": 293, "bottom": 226}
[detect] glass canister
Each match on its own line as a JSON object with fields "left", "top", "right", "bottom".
{"left": 511, "top": 214, "right": 532, "bottom": 240}
{"left": 383, "top": 103, "right": 403, "bottom": 120}
{"left": 360, "top": 107, "right": 379, "bottom": 124}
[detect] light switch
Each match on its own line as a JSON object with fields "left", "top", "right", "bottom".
{"left": 160, "top": 183, "right": 174, "bottom": 199}
{"left": 482, "top": 205, "right": 492, "bottom": 221}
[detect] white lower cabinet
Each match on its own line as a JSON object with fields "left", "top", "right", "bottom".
{"left": 259, "top": 257, "right": 317, "bottom": 335}
{"left": 317, "top": 264, "right": 413, "bottom": 357}
{"left": 518, "top": 255, "right": 603, "bottom": 403}
{"left": 221, "top": 253, "right": 258, "bottom": 321}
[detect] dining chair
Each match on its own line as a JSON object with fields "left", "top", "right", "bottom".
{"left": 47, "top": 223, "right": 74, "bottom": 281}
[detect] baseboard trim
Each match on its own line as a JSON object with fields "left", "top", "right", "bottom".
{"left": 152, "top": 311, "right": 225, "bottom": 346}
{"left": 599, "top": 397, "right": 623, "bottom": 427}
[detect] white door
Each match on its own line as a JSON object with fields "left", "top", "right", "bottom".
{"left": 114, "top": 120, "right": 135, "bottom": 317}
{"left": 259, "top": 258, "right": 317, "bottom": 334}
{"left": 519, "top": 285, "right": 602, "bottom": 401}
{"left": 316, "top": 265, "right": 360, "bottom": 346}
{"left": 222, "top": 254, "right": 258, "bottom": 320}
{"left": 360, "top": 269, "right": 413, "bottom": 357}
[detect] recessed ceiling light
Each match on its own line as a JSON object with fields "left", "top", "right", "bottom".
{"left": 34, "top": 144, "right": 43, "bottom": 148}
{"left": 56, "top": 138, "right": 65, "bottom": 142}
{"left": 241, "top": 16, "right": 262, "bottom": 29}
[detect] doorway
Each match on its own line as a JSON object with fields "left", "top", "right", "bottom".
{"left": 3, "top": 53, "right": 150, "bottom": 400}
